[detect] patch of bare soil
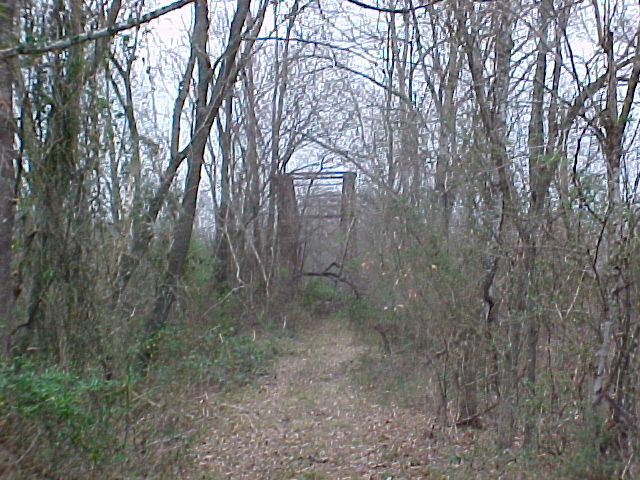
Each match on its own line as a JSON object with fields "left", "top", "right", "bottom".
{"left": 188, "top": 319, "right": 439, "bottom": 479}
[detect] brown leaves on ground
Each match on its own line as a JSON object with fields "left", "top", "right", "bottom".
{"left": 187, "top": 319, "right": 440, "bottom": 479}
{"left": 186, "top": 319, "right": 527, "bottom": 480}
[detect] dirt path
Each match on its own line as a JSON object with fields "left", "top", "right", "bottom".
{"left": 190, "top": 319, "right": 437, "bottom": 480}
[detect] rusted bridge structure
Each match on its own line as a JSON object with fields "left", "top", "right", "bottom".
{"left": 273, "top": 171, "right": 357, "bottom": 292}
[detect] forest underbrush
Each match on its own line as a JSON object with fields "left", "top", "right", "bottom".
{"left": 0, "top": 289, "right": 292, "bottom": 479}
{"left": 342, "top": 290, "right": 627, "bottom": 480}
{"left": 347, "top": 340, "right": 622, "bottom": 480}
{"left": 3, "top": 0, "right": 640, "bottom": 477}
{"left": 0, "top": 270, "right": 635, "bottom": 479}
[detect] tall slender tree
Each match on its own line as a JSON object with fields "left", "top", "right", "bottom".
{"left": 0, "top": 0, "right": 15, "bottom": 357}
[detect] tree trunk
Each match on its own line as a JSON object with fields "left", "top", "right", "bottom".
{"left": 0, "top": 0, "right": 15, "bottom": 357}
{"left": 20, "top": 0, "right": 85, "bottom": 358}
{"left": 521, "top": 0, "right": 553, "bottom": 448}
{"left": 113, "top": 38, "right": 196, "bottom": 304}
{"left": 461, "top": 0, "right": 518, "bottom": 447}
{"left": 214, "top": 95, "right": 233, "bottom": 286}
{"left": 141, "top": 0, "right": 251, "bottom": 364}
{"left": 241, "top": 61, "right": 266, "bottom": 294}
{"left": 592, "top": 18, "right": 640, "bottom": 451}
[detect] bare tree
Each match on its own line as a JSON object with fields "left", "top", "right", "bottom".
{"left": 589, "top": 1, "right": 640, "bottom": 451}
{"left": 142, "top": 0, "right": 261, "bottom": 362}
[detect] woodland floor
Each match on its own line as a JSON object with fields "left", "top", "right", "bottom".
{"left": 186, "top": 317, "right": 545, "bottom": 480}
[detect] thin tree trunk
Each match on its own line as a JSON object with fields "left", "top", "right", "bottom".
{"left": 592, "top": 16, "right": 640, "bottom": 445}
{"left": 461, "top": 0, "right": 518, "bottom": 447}
{"left": 241, "top": 61, "right": 266, "bottom": 293}
{"left": 113, "top": 37, "right": 196, "bottom": 303}
{"left": 265, "top": 0, "right": 298, "bottom": 287}
{"left": 214, "top": 96, "right": 233, "bottom": 285}
{"left": 0, "top": 1, "right": 15, "bottom": 357}
{"left": 521, "top": 0, "right": 553, "bottom": 448}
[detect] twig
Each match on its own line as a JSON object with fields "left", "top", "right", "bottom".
{"left": 302, "top": 271, "right": 361, "bottom": 298}
{"left": 15, "top": 431, "right": 41, "bottom": 466}
{"left": 594, "top": 393, "right": 639, "bottom": 431}
{"left": 131, "top": 390, "right": 162, "bottom": 408}
{"left": 198, "top": 286, "right": 244, "bottom": 320}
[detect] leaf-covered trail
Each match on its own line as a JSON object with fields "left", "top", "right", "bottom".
{"left": 189, "top": 318, "right": 437, "bottom": 479}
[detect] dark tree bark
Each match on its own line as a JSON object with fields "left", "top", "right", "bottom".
{"left": 0, "top": 0, "right": 15, "bottom": 357}
{"left": 521, "top": 0, "right": 553, "bottom": 448}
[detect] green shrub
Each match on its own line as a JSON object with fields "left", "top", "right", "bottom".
{"left": 302, "top": 278, "right": 339, "bottom": 308}
{"left": 0, "top": 361, "right": 126, "bottom": 469}
{"left": 554, "top": 413, "right": 620, "bottom": 480}
{"left": 151, "top": 318, "right": 279, "bottom": 390}
{"left": 344, "top": 296, "right": 377, "bottom": 325}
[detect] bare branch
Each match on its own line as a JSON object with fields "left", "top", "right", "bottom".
{"left": 0, "top": 0, "right": 195, "bottom": 59}
{"left": 344, "top": 0, "right": 494, "bottom": 14}
{"left": 344, "top": 0, "right": 444, "bottom": 14}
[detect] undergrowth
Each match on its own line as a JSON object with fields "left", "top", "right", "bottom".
{"left": 0, "top": 297, "right": 285, "bottom": 479}
{"left": 0, "top": 361, "right": 126, "bottom": 477}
